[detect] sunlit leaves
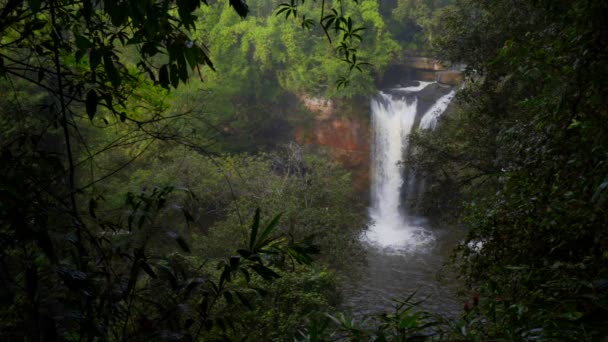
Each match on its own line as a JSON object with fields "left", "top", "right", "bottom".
{"left": 1, "top": 0, "right": 252, "bottom": 117}
{"left": 274, "top": 0, "right": 374, "bottom": 89}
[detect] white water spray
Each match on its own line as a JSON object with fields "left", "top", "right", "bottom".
{"left": 419, "top": 90, "right": 456, "bottom": 130}
{"left": 366, "top": 82, "right": 455, "bottom": 252}
{"left": 392, "top": 81, "right": 435, "bottom": 93}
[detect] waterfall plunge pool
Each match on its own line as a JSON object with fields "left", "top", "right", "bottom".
{"left": 342, "top": 221, "right": 464, "bottom": 318}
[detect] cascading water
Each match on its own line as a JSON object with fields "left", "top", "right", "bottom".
{"left": 365, "top": 82, "right": 455, "bottom": 252}
{"left": 419, "top": 90, "right": 456, "bottom": 130}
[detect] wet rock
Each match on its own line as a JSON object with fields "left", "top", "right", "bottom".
{"left": 403, "top": 57, "right": 447, "bottom": 71}
{"left": 436, "top": 71, "right": 464, "bottom": 86}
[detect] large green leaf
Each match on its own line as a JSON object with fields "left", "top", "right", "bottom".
{"left": 85, "top": 89, "right": 98, "bottom": 121}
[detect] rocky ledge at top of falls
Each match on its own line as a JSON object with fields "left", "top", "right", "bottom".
{"left": 378, "top": 57, "right": 465, "bottom": 88}
{"left": 383, "top": 81, "right": 455, "bottom": 120}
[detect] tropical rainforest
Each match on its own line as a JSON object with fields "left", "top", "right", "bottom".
{"left": 0, "top": 0, "right": 606, "bottom": 341}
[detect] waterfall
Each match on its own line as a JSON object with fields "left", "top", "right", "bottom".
{"left": 366, "top": 82, "right": 454, "bottom": 251}
{"left": 419, "top": 91, "right": 456, "bottom": 130}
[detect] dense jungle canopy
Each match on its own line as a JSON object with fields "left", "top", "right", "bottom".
{"left": 0, "top": 0, "right": 607, "bottom": 340}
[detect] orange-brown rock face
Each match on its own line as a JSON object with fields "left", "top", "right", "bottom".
{"left": 295, "top": 97, "right": 371, "bottom": 194}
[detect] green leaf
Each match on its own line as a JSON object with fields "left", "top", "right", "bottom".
{"left": 235, "top": 291, "right": 253, "bottom": 309}
{"left": 177, "top": 54, "right": 188, "bottom": 82}
{"left": 184, "top": 278, "right": 205, "bottom": 298}
{"left": 219, "top": 264, "right": 232, "bottom": 286}
{"left": 168, "top": 231, "right": 191, "bottom": 253}
{"left": 203, "top": 54, "right": 215, "bottom": 72}
{"left": 184, "top": 46, "right": 200, "bottom": 70}
{"left": 230, "top": 256, "right": 240, "bottom": 270}
{"left": 324, "top": 313, "right": 343, "bottom": 326}
{"left": 75, "top": 35, "right": 93, "bottom": 49}
{"left": 592, "top": 178, "right": 608, "bottom": 202}
{"left": 250, "top": 264, "right": 280, "bottom": 280}
{"left": 561, "top": 311, "right": 583, "bottom": 321}
{"left": 239, "top": 268, "right": 250, "bottom": 282}
{"left": 182, "top": 208, "right": 194, "bottom": 222}
{"left": 30, "top": 19, "right": 46, "bottom": 31}
{"left": 85, "top": 89, "right": 98, "bottom": 121}
{"left": 276, "top": 7, "right": 290, "bottom": 16}
{"left": 75, "top": 50, "right": 86, "bottom": 63}
{"left": 35, "top": 230, "right": 57, "bottom": 264}
{"left": 170, "top": 63, "right": 179, "bottom": 88}
{"left": 83, "top": 0, "right": 93, "bottom": 20}
{"left": 103, "top": 55, "right": 121, "bottom": 87}
{"left": 223, "top": 291, "right": 234, "bottom": 304}
{"left": 28, "top": 0, "right": 41, "bottom": 13}
{"left": 399, "top": 315, "right": 418, "bottom": 329}
{"left": 249, "top": 208, "right": 260, "bottom": 251}
{"left": 25, "top": 266, "right": 38, "bottom": 297}
{"left": 336, "top": 76, "right": 350, "bottom": 89}
{"left": 255, "top": 213, "right": 282, "bottom": 250}
{"left": 158, "top": 265, "right": 178, "bottom": 290}
{"left": 140, "top": 261, "right": 158, "bottom": 279}
{"left": 108, "top": 2, "right": 128, "bottom": 26}
{"left": 176, "top": 236, "right": 191, "bottom": 253}
{"left": 89, "top": 49, "right": 101, "bottom": 69}
{"left": 159, "top": 64, "right": 169, "bottom": 88}
{"left": 247, "top": 286, "right": 267, "bottom": 298}
{"left": 229, "top": 0, "right": 249, "bottom": 18}
{"left": 88, "top": 198, "right": 97, "bottom": 218}
{"left": 215, "top": 317, "right": 226, "bottom": 332}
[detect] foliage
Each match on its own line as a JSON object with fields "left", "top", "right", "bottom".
{"left": 0, "top": 0, "right": 374, "bottom": 341}
{"left": 0, "top": 0, "right": 224, "bottom": 123}
{"left": 390, "top": 0, "right": 453, "bottom": 54}
{"left": 239, "top": 267, "right": 341, "bottom": 341}
{"left": 296, "top": 294, "right": 441, "bottom": 341}
{"left": 192, "top": 0, "right": 399, "bottom": 100}
{"left": 95, "top": 142, "right": 368, "bottom": 270}
{"left": 0, "top": 171, "right": 317, "bottom": 340}
{"left": 409, "top": 0, "right": 608, "bottom": 338}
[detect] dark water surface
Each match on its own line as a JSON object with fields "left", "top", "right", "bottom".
{"left": 341, "top": 224, "right": 464, "bottom": 318}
